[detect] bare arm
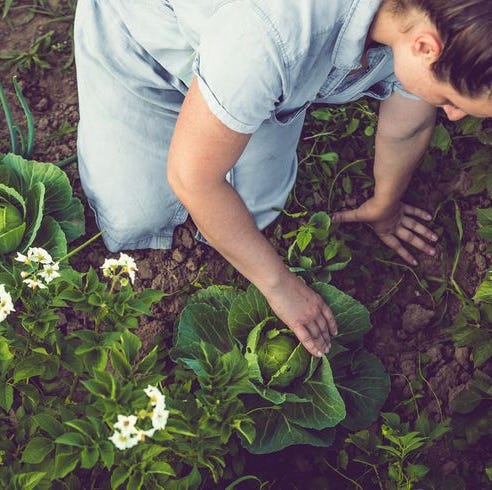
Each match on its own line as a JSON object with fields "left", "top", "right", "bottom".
{"left": 333, "top": 91, "right": 439, "bottom": 265}
{"left": 168, "top": 78, "right": 337, "bottom": 357}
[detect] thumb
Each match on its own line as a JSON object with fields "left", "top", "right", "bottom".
{"left": 332, "top": 207, "right": 363, "bottom": 224}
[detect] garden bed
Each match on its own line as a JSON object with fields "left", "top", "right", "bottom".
{"left": 1, "top": 2, "right": 492, "bottom": 489}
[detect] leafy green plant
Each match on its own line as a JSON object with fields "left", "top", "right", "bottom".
{"left": 339, "top": 411, "right": 451, "bottom": 490}
{"left": 450, "top": 369, "right": 492, "bottom": 448}
{"left": 171, "top": 283, "right": 390, "bottom": 454}
{"left": 0, "top": 153, "right": 84, "bottom": 258}
{"left": 444, "top": 270, "right": 492, "bottom": 368}
{"left": 283, "top": 211, "right": 351, "bottom": 282}
{"left": 0, "top": 247, "right": 256, "bottom": 488}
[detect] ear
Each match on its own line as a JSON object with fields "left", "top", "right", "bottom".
{"left": 412, "top": 32, "right": 443, "bottom": 65}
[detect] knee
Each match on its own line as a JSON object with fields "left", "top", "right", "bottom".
{"left": 88, "top": 198, "right": 164, "bottom": 251}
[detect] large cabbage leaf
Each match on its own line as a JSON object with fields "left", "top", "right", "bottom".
{"left": 0, "top": 153, "right": 85, "bottom": 257}
{"left": 172, "top": 283, "right": 390, "bottom": 454}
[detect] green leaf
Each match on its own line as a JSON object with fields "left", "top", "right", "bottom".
{"left": 111, "top": 349, "right": 132, "bottom": 377}
{"left": 33, "top": 413, "right": 64, "bottom": 438}
{"left": 312, "top": 283, "right": 371, "bottom": 343}
{"left": 32, "top": 215, "right": 67, "bottom": 260}
{"left": 406, "top": 463, "right": 429, "bottom": 480}
{"left": 21, "top": 181, "right": 45, "bottom": 251}
{"left": 111, "top": 466, "right": 131, "bottom": 490}
{"left": 12, "top": 472, "right": 46, "bottom": 490}
{"left": 332, "top": 349, "right": 390, "bottom": 430}
{"left": 243, "top": 407, "right": 336, "bottom": 454}
{"left": 54, "top": 448, "right": 79, "bottom": 479}
{"left": 13, "top": 357, "right": 45, "bottom": 382}
{"left": 431, "top": 123, "right": 451, "bottom": 152}
{"left": 80, "top": 446, "right": 99, "bottom": 469}
{"left": 120, "top": 330, "right": 141, "bottom": 364}
{"left": 0, "top": 379, "right": 13, "bottom": 411}
{"left": 65, "top": 419, "right": 98, "bottom": 438}
{"left": 173, "top": 303, "right": 233, "bottom": 361}
{"left": 21, "top": 437, "right": 54, "bottom": 464}
{"left": 228, "top": 285, "right": 271, "bottom": 341}
{"left": 283, "top": 357, "right": 346, "bottom": 430}
{"left": 296, "top": 227, "right": 313, "bottom": 252}
{"left": 472, "top": 340, "right": 492, "bottom": 367}
{"left": 55, "top": 432, "right": 87, "bottom": 447}
{"left": 148, "top": 461, "right": 176, "bottom": 476}
{"left": 474, "top": 280, "right": 492, "bottom": 303}
{"left": 98, "top": 441, "right": 115, "bottom": 469}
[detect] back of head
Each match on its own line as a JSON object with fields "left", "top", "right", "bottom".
{"left": 391, "top": 0, "right": 492, "bottom": 98}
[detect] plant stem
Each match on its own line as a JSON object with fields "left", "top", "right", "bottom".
{"left": 59, "top": 231, "right": 104, "bottom": 263}
{"left": 0, "top": 79, "right": 18, "bottom": 154}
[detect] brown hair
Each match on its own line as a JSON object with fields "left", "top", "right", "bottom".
{"left": 392, "top": 0, "right": 492, "bottom": 97}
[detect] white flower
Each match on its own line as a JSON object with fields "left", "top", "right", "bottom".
{"left": 39, "top": 262, "right": 60, "bottom": 283}
{"left": 151, "top": 406, "right": 169, "bottom": 431}
{"left": 20, "top": 271, "right": 29, "bottom": 278}
{"left": 23, "top": 278, "right": 47, "bottom": 290}
{"left": 0, "top": 284, "right": 14, "bottom": 322}
{"left": 100, "top": 257, "right": 119, "bottom": 278}
{"left": 136, "top": 428, "right": 156, "bottom": 442}
{"left": 118, "top": 253, "right": 138, "bottom": 284}
{"left": 109, "top": 430, "right": 139, "bottom": 450}
{"left": 27, "top": 247, "right": 53, "bottom": 264}
{"left": 14, "top": 252, "right": 30, "bottom": 265}
{"left": 113, "top": 414, "right": 138, "bottom": 437}
{"left": 144, "top": 385, "right": 165, "bottom": 408}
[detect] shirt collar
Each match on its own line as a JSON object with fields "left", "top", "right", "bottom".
{"left": 332, "top": 0, "right": 383, "bottom": 70}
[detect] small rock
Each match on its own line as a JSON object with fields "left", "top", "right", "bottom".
{"left": 171, "top": 248, "right": 185, "bottom": 263}
{"left": 38, "top": 117, "right": 49, "bottom": 130}
{"left": 401, "top": 304, "right": 435, "bottom": 333}
{"left": 475, "top": 253, "right": 487, "bottom": 272}
{"left": 345, "top": 197, "right": 357, "bottom": 207}
{"left": 180, "top": 229, "right": 195, "bottom": 249}
{"left": 185, "top": 258, "right": 198, "bottom": 272}
{"left": 138, "top": 259, "right": 153, "bottom": 280}
{"left": 464, "top": 242, "right": 475, "bottom": 254}
{"left": 35, "top": 97, "right": 49, "bottom": 111}
{"left": 441, "top": 461, "right": 458, "bottom": 475}
{"left": 426, "top": 345, "right": 443, "bottom": 364}
{"left": 454, "top": 346, "right": 470, "bottom": 368}
{"left": 400, "top": 359, "right": 416, "bottom": 376}
{"left": 448, "top": 384, "right": 467, "bottom": 408}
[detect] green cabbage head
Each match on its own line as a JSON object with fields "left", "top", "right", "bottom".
{"left": 0, "top": 184, "right": 26, "bottom": 254}
{"left": 256, "top": 330, "right": 310, "bottom": 386}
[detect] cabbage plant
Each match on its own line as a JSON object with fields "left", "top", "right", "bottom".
{"left": 0, "top": 153, "right": 85, "bottom": 258}
{"left": 172, "top": 282, "right": 390, "bottom": 454}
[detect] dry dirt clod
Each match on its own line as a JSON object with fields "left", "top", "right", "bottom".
{"left": 171, "top": 248, "right": 186, "bottom": 263}
{"left": 401, "top": 304, "right": 435, "bottom": 333}
{"left": 454, "top": 346, "right": 470, "bottom": 369}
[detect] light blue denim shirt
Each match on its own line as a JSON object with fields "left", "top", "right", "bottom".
{"left": 165, "top": 0, "right": 416, "bottom": 133}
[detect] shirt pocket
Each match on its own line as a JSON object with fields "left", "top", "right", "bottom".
{"left": 271, "top": 101, "right": 311, "bottom": 126}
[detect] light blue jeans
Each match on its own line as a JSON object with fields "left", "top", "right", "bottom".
{"left": 74, "top": 0, "right": 304, "bottom": 252}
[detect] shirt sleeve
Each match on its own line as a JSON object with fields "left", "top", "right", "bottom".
{"left": 194, "top": 2, "right": 286, "bottom": 134}
{"left": 387, "top": 73, "right": 420, "bottom": 101}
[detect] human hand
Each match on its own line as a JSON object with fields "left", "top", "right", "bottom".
{"left": 332, "top": 198, "right": 438, "bottom": 266}
{"left": 263, "top": 273, "right": 337, "bottom": 357}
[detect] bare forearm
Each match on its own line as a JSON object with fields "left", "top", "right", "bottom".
{"left": 373, "top": 124, "right": 434, "bottom": 207}
{"left": 179, "top": 181, "right": 290, "bottom": 295}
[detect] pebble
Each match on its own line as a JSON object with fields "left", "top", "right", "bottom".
{"left": 454, "top": 346, "right": 470, "bottom": 368}
{"left": 180, "top": 229, "right": 195, "bottom": 250}
{"left": 401, "top": 304, "right": 435, "bottom": 333}
{"left": 137, "top": 259, "right": 153, "bottom": 280}
{"left": 172, "top": 248, "right": 185, "bottom": 263}
{"left": 464, "top": 242, "right": 474, "bottom": 254}
{"left": 426, "top": 345, "right": 443, "bottom": 364}
{"left": 441, "top": 461, "right": 458, "bottom": 475}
